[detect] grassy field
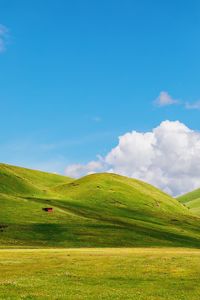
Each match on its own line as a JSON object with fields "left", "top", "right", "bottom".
{"left": 1, "top": 248, "right": 200, "bottom": 299}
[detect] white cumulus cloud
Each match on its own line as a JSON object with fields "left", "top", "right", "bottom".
{"left": 65, "top": 121, "right": 200, "bottom": 196}
{"left": 154, "top": 91, "right": 179, "bottom": 107}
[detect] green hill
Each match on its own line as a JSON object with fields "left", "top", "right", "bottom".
{"left": 177, "top": 188, "right": 200, "bottom": 215}
{"left": 0, "top": 163, "right": 72, "bottom": 197}
{"left": 1, "top": 164, "right": 200, "bottom": 248}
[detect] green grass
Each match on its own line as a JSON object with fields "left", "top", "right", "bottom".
{"left": 2, "top": 163, "right": 200, "bottom": 247}
{"left": 1, "top": 248, "right": 200, "bottom": 299}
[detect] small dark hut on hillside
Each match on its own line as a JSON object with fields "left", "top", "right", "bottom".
{"left": 42, "top": 207, "right": 53, "bottom": 212}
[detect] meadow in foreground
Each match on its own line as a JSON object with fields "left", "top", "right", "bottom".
{"left": 0, "top": 248, "right": 200, "bottom": 300}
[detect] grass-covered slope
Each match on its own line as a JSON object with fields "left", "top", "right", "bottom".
{"left": 0, "top": 163, "right": 72, "bottom": 197}
{"left": 1, "top": 164, "right": 200, "bottom": 248}
{"left": 178, "top": 188, "right": 200, "bottom": 215}
{"left": 54, "top": 173, "right": 190, "bottom": 220}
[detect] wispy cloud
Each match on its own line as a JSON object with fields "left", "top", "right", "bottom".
{"left": 185, "top": 100, "right": 200, "bottom": 110}
{"left": 0, "top": 24, "right": 9, "bottom": 53}
{"left": 154, "top": 91, "right": 179, "bottom": 107}
{"left": 154, "top": 91, "right": 200, "bottom": 111}
{"left": 65, "top": 158, "right": 105, "bottom": 178}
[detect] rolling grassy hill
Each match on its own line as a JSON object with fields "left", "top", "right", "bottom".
{"left": 0, "top": 163, "right": 73, "bottom": 197}
{"left": 1, "top": 163, "right": 200, "bottom": 248}
{"left": 178, "top": 188, "right": 200, "bottom": 215}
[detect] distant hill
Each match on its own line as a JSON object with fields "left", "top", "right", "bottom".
{"left": 177, "top": 188, "right": 200, "bottom": 215}
{"left": 1, "top": 163, "right": 200, "bottom": 248}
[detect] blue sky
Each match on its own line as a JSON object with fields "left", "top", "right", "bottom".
{"left": 1, "top": 0, "right": 200, "bottom": 178}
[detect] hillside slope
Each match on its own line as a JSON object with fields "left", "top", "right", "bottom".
{"left": 178, "top": 188, "right": 200, "bottom": 215}
{"left": 1, "top": 165, "right": 200, "bottom": 248}
{"left": 0, "top": 163, "right": 72, "bottom": 197}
